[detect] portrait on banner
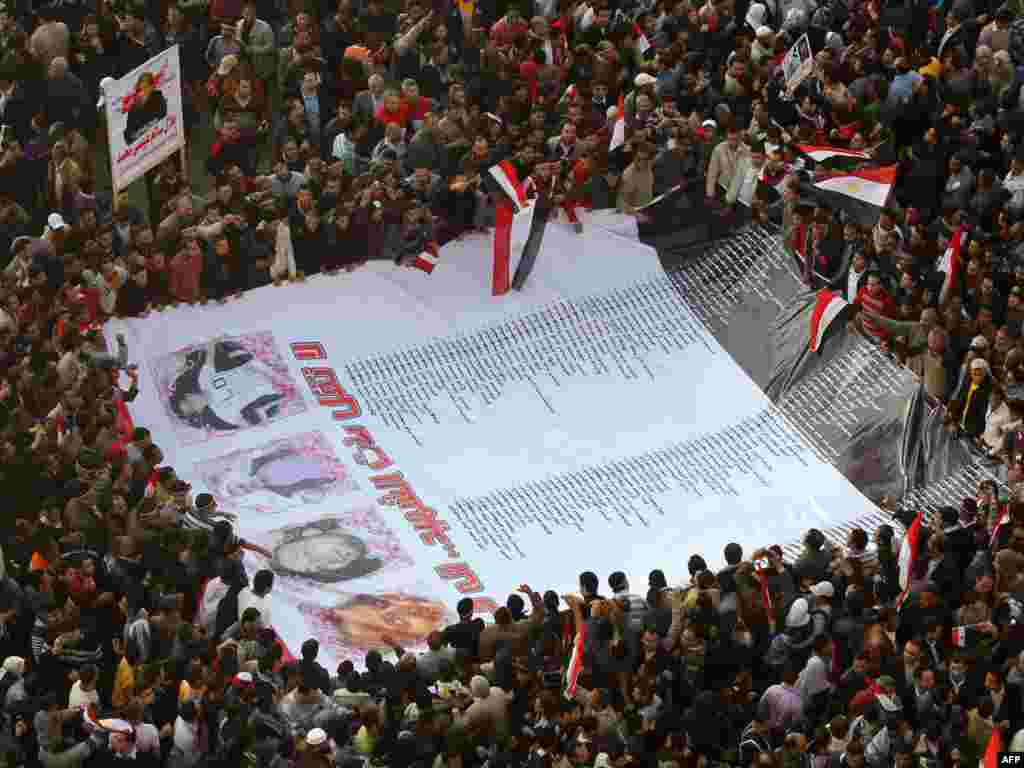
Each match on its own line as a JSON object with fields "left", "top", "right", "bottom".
{"left": 151, "top": 331, "right": 307, "bottom": 446}
{"left": 194, "top": 431, "right": 358, "bottom": 517}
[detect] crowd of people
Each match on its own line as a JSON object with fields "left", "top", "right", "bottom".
{"left": 2, "top": 0, "right": 1024, "bottom": 764}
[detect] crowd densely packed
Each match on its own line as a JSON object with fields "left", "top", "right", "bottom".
{"left": 2, "top": 0, "right": 1024, "bottom": 764}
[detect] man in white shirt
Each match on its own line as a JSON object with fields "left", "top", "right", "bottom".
{"left": 797, "top": 635, "right": 834, "bottom": 722}
{"left": 847, "top": 251, "right": 869, "bottom": 301}
{"left": 68, "top": 664, "right": 100, "bottom": 708}
{"left": 706, "top": 127, "right": 743, "bottom": 200}
{"left": 237, "top": 569, "right": 274, "bottom": 628}
{"left": 726, "top": 140, "right": 766, "bottom": 210}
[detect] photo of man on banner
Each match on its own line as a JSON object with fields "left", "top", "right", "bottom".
{"left": 123, "top": 72, "right": 168, "bottom": 145}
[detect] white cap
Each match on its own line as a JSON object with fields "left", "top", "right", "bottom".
{"left": 634, "top": 72, "right": 657, "bottom": 87}
{"left": 702, "top": 119, "right": 717, "bottom": 129}
{"left": 594, "top": 755, "right": 612, "bottom": 768}
{"left": 785, "top": 597, "right": 810, "bottom": 628}
{"left": 96, "top": 76, "right": 115, "bottom": 110}
{"left": 306, "top": 728, "right": 328, "bottom": 746}
{"left": 810, "top": 581, "right": 834, "bottom": 598}
{"left": 971, "top": 357, "right": 990, "bottom": 371}
{"left": 46, "top": 212, "right": 67, "bottom": 231}
{"left": 756, "top": 25, "right": 773, "bottom": 38}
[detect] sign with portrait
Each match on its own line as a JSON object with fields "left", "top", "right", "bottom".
{"left": 103, "top": 45, "right": 185, "bottom": 191}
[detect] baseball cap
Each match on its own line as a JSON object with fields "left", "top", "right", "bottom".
{"left": 232, "top": 672, "right": 254, "bottom": 689}
{"left": 810, "top": 581, "right": 834, "bottom": 598}
{"left": 786, "top": 598, "right": 810, "bottom": 628}
{"left": 306, "top": 727, "right": 328, "bottom": 746}
{"left": 634, "top": 73, "right": 657, "bottom": 87}
{"left": 971, "top": 357, "right": 989, "bottom": 371}
{"left": 47, "top": 212, "right": 67, "bottom": 231}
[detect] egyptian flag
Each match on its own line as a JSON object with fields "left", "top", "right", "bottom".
{"left": 489, "top": 161, "right": 551, "bottom": 296}
{"left": 938, "top": 225, "right": 966, "bottom": 306}
{"left": 896, "top": 510, "right": 923, "bottom": 611}
{"left": 489, "top": 160, "right": 530, "bottom": 296}
{"left": 951, "top": 624, "right": 981, "bottom": 648}
{"left": 564, "top": 621, "right": 588, "bottom": 700}
{"left": 413, "top": 243, "right": 439, "bottom": 274}
{"left": 144, "top": 468, "right": 160, "bottom": 498}
{"left": 808, "top": 164, "right": 898, "bottom": 228}
{"left": 797, "top": 144, "right": 873, "bottom": 171}
{"left": 634, "top": 24, "right": 652, "bottom": 57}
{"left": 609, "top": 93, "right": 626, "bottom": 152}
{"left": 992, "top": 505, "right": 1011, "bottom": 549}
{"left": 809, "top": 289, "right": 850, "bottom": 352}
{"left": 511, "top": 175, "right": 554, "bottom": 292}
{"left": 983, "top": 721, "right": 1002, "bottom": 768}
{"left": 755, "top": 562, "right": 773, "bottom": 616}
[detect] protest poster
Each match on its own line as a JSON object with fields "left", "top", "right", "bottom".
{"left": 783, "top": 33, "right": 814, "bottom": 94}
{"left": 104, "top": 45, "right": 185, "bottom": 191}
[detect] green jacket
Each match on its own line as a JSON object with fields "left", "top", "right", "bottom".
{"left": 240, "top": 18, "right": 276, "bottom": 82}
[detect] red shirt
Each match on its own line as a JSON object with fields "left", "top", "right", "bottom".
{"left": 375, "top": 103, "right": 411, "bottom": 127}
{"left": 404, "top": 96, "right": 432, "bottom": 123}
{"left": 854, "top": 286, "right": 898, "bottom": 340}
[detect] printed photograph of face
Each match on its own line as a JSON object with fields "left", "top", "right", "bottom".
{"left": 249, "top": 513, "right": 414, "bottom": 586}
{"left": 195, "top": 431, "right": 357, "bottom": 517}
{"left": 152, "top": 332, "right": 306, "bottom": 446}
{"left": 300, "top": 592, "right": 454, "bottom": 666}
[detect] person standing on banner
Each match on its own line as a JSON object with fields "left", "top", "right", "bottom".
{"left": 724, "top": 137, "right": 767, "bottom": 221}
{"left": 617, "top": 141, "right": 655, "bottom": 215}
{"left": 706, "top": 126, "right": 743, "bottom": 204}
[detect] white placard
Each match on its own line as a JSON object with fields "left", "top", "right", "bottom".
{"left": 783, "top": 33, "right": 814, "bottom": 95}
{"left": 104, "top": 45, "right": 185, "bottom": 191}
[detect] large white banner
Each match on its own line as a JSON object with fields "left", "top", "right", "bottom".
{"left": 104, "top": 45, "right": 185, "bottom": 191}
{"left": 108, "top": 212, "right": 876, "bottom": 668}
